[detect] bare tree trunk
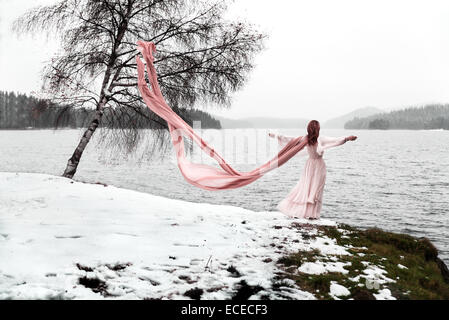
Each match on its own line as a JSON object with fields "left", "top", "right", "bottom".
{"left": 61, "top": 7, "right": 131, "bottom": 179}
{"left": 62, "top": 100, "right": 105, "bottom": 178}
{"left": 61, "top": 64, "right": 112, "bottom": 179}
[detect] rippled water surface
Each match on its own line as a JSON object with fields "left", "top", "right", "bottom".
{"left": 1, "top": 128, "right": 448, "bottom": 263}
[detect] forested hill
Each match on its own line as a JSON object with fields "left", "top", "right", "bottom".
{"left": 178, "top": 108, "right": 221, "bottom": 129}
{"left": 0, "top": 91, "right": 221, "bottom": 129}
{"left": 344, "top": 104, "right": 449, "bottom": 130}
{"left": 323, "top": 106, "right": 383, "bottom": 128}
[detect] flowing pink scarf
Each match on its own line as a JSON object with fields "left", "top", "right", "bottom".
{"left": 136, "top": 41, "right": 308, "bottom": 190}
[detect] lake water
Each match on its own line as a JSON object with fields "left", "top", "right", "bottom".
{"left": 1, "top": 128, "right": 448, "bottom": 263}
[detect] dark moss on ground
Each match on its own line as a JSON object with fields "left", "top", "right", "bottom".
{"left": 106, "top": 262, "right": 132, "bottom": 271}
{"left": 351, "top": 287, "right": 375, "bottom": 300}
{"left": 277, "top": 223, "right": 449, "bottom": 300}
{"left": 76, "top": 263, "right": 94, "bottom": 272}
{"left": 278, "top": 249, "right": 322, "bottom": 267}
{"left": 78, "top": 276, "right": 108, "bottom": 295}
{"left": 232, "top": 280, "right": 264, "bottom": 300}
{"left": 184, "top": 287, "right": 204, "bottom": 300}
{"left": 226, "top": 265, "right": 241, "bottom": 277}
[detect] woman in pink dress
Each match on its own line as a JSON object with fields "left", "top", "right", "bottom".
{"left": 269, "top": 120, "right": 357, "bottom": 219}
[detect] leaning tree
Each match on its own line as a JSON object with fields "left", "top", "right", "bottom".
{"left": 14, "top": 0, "right": 265, "bottom": 178}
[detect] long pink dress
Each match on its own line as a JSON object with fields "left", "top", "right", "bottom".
{"left": 274, "top": 134, "right": 347, "bottom": 219}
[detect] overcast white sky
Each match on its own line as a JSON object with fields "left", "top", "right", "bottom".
{"left": 1, "top": 0, "right": 449, "bottom": 121}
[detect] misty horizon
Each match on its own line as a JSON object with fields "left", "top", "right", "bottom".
{"left": 2, "top": 0, "right": 449, "bottom": 122}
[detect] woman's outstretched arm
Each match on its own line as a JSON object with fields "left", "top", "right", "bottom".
{"left": 318, "top": 135, "right": 357, "bottom": 151}
{"left": 268, "top": 132, "right": 302, "bottom": 148}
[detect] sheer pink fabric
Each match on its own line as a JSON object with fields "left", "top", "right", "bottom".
{"left": 136, "top": 41, "right": 308, "bottom": 190}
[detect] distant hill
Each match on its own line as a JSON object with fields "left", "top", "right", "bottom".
{"left": 178, "top": 108, "right": 221, "bottom": 129}
{"left": 344, "top": 104, "right": 449, "bottom": 130}
{"left": 216, "top": 117, "right": 253, "bottom": 129}
{"left": 323, "top": 107, "right": 383, "bottom": 128}
{"left": 217, "top": 116, "right": 309, "bottom": 129}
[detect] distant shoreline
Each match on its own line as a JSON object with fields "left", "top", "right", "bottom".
{"left": 344, "top": 104, "right": 449, "bottom": 130}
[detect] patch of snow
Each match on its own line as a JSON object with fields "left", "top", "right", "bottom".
{"left": 362, "top": 265, "right": 395, "bottom": 284}
{"left": 349, "top": 262, "right": 397, "bottom": 300}
{"left": 374, "top": 288, "right": 396, "bottom": 300}
{"left": 292, "top": 218, "right": 337, "bottom": 227}
{"left": 397, "top": 264, "right": 408, "bottom": 270}
{"left": 329, "top": 282, "right": 350, "bottom": 298}
{"left": 297, "top": 262, "right": 327, "bottom": 275}
{"left": 308, "top": 236, "right": 350, "bottom": 256}
{"left": 1, "top": 172, "right": 336, "bottom": 300}
{"left": 337, "top": 228, "right": 351, "bottom": 235}
{"left": 298, "top": 261, "right": 350, "bottom": 275}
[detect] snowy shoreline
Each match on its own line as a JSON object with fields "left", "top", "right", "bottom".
{"left": 0, "top": 172, "right": 447, "bottom": 300}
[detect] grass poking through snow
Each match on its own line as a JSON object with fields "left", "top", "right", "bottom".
{"left": 277, "top": 223, "right": 449, "bottom": 300}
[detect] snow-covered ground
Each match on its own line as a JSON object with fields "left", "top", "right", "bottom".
{"left": 0, "top": 172, "right": 393, "bottom": 300}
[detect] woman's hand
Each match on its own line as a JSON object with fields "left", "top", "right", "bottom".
{"left": 346, "top": 135, "right": 357, "bottom": 141}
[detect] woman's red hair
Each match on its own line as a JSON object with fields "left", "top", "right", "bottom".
{"left": 307, "top": 120, "right": 320, "bottom": 145}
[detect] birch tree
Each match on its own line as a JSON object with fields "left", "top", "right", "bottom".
{"left": 14, "top": 0, "right": 265, "bottom": 178}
